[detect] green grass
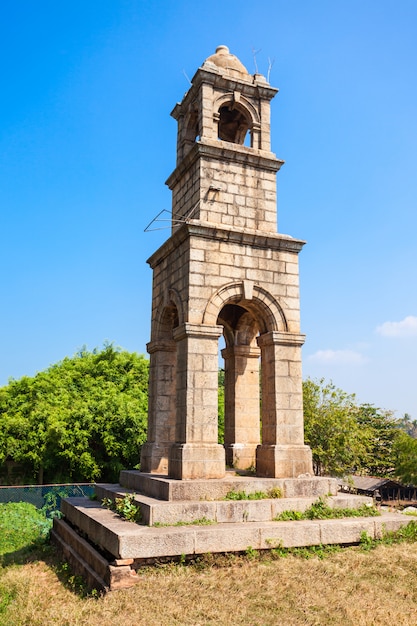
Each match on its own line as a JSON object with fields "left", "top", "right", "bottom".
{"left": 274, "top": 497, "right": 380, "bottom": 521}
{"left": 224, "top": 487, "right": 282, "bottom": 500}
{"left": 0, "top": 502, "right": 52, "bottom": 559}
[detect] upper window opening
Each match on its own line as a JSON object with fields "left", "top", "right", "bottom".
{"left": 218, "top": 105, "right": 250, "bottom": 145}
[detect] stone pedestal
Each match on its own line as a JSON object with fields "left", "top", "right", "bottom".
{"left": 256, "top": 444, "right": 313, "bottom": 478}
{"left": 169, "top": 443, "right": 226, "bottom": 480}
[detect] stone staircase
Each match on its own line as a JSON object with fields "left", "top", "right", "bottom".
{"left": 51, "top": 470, "right": 412, "bottom": 592}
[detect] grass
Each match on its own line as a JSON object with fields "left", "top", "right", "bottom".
{"left": 2, "top": 502, "right": 417, "bottom": 624}
{"left": 274, "top": 497, "right": 380, "bottom": 521}
{"left": 0, "top": 502, "right": 52, "bottom": 558}
{"left": 224, "top": 487, "right": 282, "bottom": 500}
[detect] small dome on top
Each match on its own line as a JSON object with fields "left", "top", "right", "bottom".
{"left": 203, "top": 45, "right": 249, "bottom": 78}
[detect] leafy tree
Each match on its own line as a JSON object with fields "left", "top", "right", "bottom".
{"left": 0, "top": 344, "right": 148, "bottom": 484}
{"left": 396, "top": 413, "right": 417, "bottom": 439}
{"left": 303, "top": 378, "right": 368, "bottom": 476}
{"left": 303, "top": 378, "right": 409, "bottom": 480}
{"left": 393, "top": 431, "right": 417, "bottom": 485}
{"left": 354, "top": 404, "right": 399, "bottom": 476}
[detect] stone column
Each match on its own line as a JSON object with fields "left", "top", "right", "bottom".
{"left": 222, "top": 345, "right": 261, "bottom": 469}
{"left": 140, "top": 340, "right": 177, "bottom": 474}
{"left": 256, "top": 331, "right": 313, "bottom": 478}
{"left": 169, "top": 323, "right": 225, "bottom": 479}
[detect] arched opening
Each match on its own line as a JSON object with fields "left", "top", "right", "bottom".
{"left": 217, "top": 303, "right": 261, "bottom": 470}
{"left": 218, "top": 105, "right": 251, "bottom": 145}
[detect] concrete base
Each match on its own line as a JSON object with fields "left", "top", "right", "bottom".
{"left": 119, "top": 470, "right": 338, "bottom": 501}
{"left": 168, "top": 443, "right": 226, "bottom": 479}
{"left": 51, "top": 470, "right": 414, "bottom": 593}
{"left": 256, "top": 444, "right": 313, "bottom": 478}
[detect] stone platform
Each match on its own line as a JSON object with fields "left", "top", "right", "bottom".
{"left": 51, "top": 471, "right": 414, "bottom": 592}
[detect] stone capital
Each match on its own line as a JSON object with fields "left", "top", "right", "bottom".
{"left": 221, "top": 345, "right": 260, "bottom": 360}
{"left": 146, "top": 339, "right": 177, "bottom": 354}
{"left": 173, "top": 323, "right": 223, "bottom": 342}
{"left": 257, "top": 331, "right": 306, "bottom": 348}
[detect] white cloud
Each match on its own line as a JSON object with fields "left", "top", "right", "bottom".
{"left": 376, "top": 315, "right": 417, "bottom": 338}
{"left": 307, "top": 349, "right": 367, "bottom": 365}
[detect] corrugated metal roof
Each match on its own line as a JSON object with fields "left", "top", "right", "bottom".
{"left": 342, "top": 476, "right": 403, "bottom": 491}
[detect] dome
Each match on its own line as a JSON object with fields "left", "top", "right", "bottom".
{"left": 203, "top": 45, "right": 249, "bottom": 78}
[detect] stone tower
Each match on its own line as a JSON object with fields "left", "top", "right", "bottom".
{"left": 140, "top": 45, "right": 313, "bottom": 480}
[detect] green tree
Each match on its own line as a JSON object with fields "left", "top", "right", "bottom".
{"left": 0, "top": 344, "right": 148, "bottom": 484}
{"left": 396, "top": 413, "right": 417, "bottom": 439}
{"left": 393, "top": 431, "right": 417, "bottom": 485}
{"left": 303, "top": 378, "right": 368, "bottom": 476}
{"left": 354, "top": 404, "right": 399, "bottom": 476}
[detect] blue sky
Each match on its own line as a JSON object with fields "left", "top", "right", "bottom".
{"left": 1, "top": 1, "right": 416, "bottom": 418}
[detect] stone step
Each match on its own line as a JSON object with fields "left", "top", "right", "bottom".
{"left": 94, "top": 483, "right": 374, "bottom": 526}
{"left": 51, "top": 518, "right": 139, "bottom": 592}
{"left": 59, "top": 496, "right": 411, "bottom": 563}
{"left": 119, "top": 470, "right": 338, "bottom": 501}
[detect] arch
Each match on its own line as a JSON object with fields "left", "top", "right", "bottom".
{"left": 214, "top": 93, "right": 260, "bottom": 146}
{"left": 154, "top": 288, "right": 184, "bottom": 340}
{"left": 203, "top": 282, "right": 288, "bottom": 334}
{"left": 214, "top": 93, "right": 260, "bottom": 126}
{"left": 183, "top": 105, "right": 200, "bottom": 144}
{"left": 218, "top": 304, "right": 259, "bottom": 348}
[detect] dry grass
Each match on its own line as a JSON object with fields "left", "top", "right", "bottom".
{"left": 1, "top": 543, "right": 417, "bottom": 625}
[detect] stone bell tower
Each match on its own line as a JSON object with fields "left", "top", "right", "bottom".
{"left": 141, "top": 45, "right": 313, "bottom": 480}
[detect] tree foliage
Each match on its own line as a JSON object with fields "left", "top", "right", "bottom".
{"left": 396, "top": 413, "right": 417, "bottom": 439}
{"left": 0, "top": 344, "right": 148, "bottom": 484}
{"left": 393, "top": 431, "right": 417, "bottom": 485}
{"left": 303, "top": 379, "right": 368, "bottom": 476}
{"left": 303, "top": 378, "right": 401, "bottom": 478}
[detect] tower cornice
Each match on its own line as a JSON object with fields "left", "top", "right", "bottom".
{"left": 165, "top": 140, "right": 284, "bottom": 191}
{"left": 147, "top": 222, "right": 305, "bottom": 269}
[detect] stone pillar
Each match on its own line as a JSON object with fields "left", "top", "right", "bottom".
{"left": 168, "top": 323, "right": 225, "bottom": 479}
{"left": 140, "top": 340, "right": 177, "bottom": 474}
{"left": 256, "top": 331, "right": 313, "bottom": 478}
{"left": 222, "top": 345, "right": 260, "bottom": 469}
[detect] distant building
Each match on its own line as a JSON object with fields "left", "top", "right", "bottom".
{"left": 340, "top": 475, "right": 417, "bottom": 502}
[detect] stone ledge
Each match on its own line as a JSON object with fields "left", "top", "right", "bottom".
{"left": 95, "top": 484, "right": 373, "bottom": 526}
{"left": 118, "top": 471, "right": 338, "bottom": 501}
{"left": 59, "top": 497, "right": 412, "bottom": 561}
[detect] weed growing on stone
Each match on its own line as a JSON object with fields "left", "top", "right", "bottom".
{"left": 245, "top": 546, "right": 259, "bottom": 559}
{"left": 359, "top": 520, "right": 417, "bottom": 551}
{"left": 101, "top": 494, "right": 142, "bottom": 523}
{"left": 224, "top": 487, "right": 282, "bottom": 501}
{"left": 274, "top": 496, "right": 380, "bottom": 521}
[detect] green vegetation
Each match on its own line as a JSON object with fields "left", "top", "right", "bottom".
{"left": 359, "top": 520, "right": 417, "bottom": 551}
{"left": 393, "top": 430, "right": 417, "bottom": 485}
{"left": 0, "top": 502, "right": 51, "bottom": 559}
{"left": 0, "top": 344, "right": 148, "bottom": 483}
{"left": 101, "top": 494, "right": 142, "bottom": 522}
{"left": 274, "top": 496, "right": 380, "bottom": 521}
{"left": 224, "top": 487, "right": 282, "bottom": 500}
{"left": 1, "top": 346, "right": 416, "bottom": 485}
{"left": 303, "top": 377, "right": 412, "bottom": 478}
